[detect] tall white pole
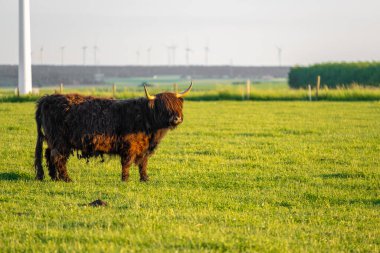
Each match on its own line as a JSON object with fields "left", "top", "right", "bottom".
{"left": 18, "top": 0, "right": 32, "bottom": 95}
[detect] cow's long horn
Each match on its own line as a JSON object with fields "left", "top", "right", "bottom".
{"left": 176, "top": 81, "right": 193, "bottom": 98}
{"left": 144, "top": 85, "right": 156, "bottom": 100}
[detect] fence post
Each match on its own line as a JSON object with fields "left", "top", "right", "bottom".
{"left": 246, "top": 79, "right": 251, "bottom": 100}
{"left": 60, "top": 83, "right": 63, "bottom": 93}
{"left": 308, "top": 84, "right": 312, "bottom": 101}
{"left": 15, "top": 87, "right": 20, "bottom": 97}
{"left": 316, "top": 75, "right": 320, "bottom": 100}
{"left": 112, "top": 83, "right": 116, "bottom": 98}
{"left": 173, "top": 83, "right": 178, "bottom": 93}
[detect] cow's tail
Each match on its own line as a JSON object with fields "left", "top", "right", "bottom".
{"left": 34, "top": 102, "right": 44, "bottom": 180}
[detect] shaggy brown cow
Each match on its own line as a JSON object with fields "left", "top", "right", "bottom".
{"left": 34, "top": 83, "right": 192, "bottom": 182}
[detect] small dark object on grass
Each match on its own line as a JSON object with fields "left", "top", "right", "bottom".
{"left": 88, "top": 199, "right": 108, "bottom": 207}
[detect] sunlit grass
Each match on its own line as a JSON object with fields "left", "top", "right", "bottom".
{"left": 0, "top": 101, "right": 379, "bottom": 252}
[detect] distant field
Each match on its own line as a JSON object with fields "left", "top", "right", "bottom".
{"left": 0, "top": 101, "right": 379, "bottom": 252}
{"left": 106, "top": 76, "right": 289, "bottom": 91}
{"left": 1, "top": 78, "right": 380, "bottom": 102}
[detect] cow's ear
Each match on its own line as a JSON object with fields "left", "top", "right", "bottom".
{"left": 179, "top": 97, "right": 184, "bottom": 102}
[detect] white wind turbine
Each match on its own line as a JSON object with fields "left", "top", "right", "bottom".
{"left": 276, "top": 46, "right": 282, "bottom": 66}
{"left": 82, "top": 46, "right": 87, "bottom": 65}
{"left": 166, "top": 46, "right": 171, "bottom": 65}
{"left": 60, "top": 46, "right": 65, "bottom": 65}
{"left": 93, "top": 45, "right": 99, "bottom": 65}
{"left": 39, "top": 46, "right": 44, "bottom": 65}
{"left": 204, "top": 45, "right": 210, "bottom": 65}
{"left": 169, "top": 44, "right": 177, "bottom": 65}
{"left": 185, "top": 42, "right": 192, "bottom": 66}
{"left": 136, "top": 50, "right": 140, "bottom": 65}
{"left": 146, "top": 47, "right": 152, "bottom": 65}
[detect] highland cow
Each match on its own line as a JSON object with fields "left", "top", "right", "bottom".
{"left": 34, "top": 83, "right": 192, "bottom": 182}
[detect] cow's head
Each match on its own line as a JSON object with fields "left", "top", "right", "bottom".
{"left": 144, "top": 82, "right": 192, "bottom": 129}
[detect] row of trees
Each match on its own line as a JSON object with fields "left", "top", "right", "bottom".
{"left": 288, "top": 62, "right": 380, "bottom": 88}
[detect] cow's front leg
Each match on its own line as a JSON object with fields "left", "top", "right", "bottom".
{"left": 138, "top": 156, "right": 149, "bottom": 182}
{"left": 120, "top": 155, "right": 133, "bottom": 182}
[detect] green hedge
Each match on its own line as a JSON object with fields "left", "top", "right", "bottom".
{"left": 288, "top": 62, "right": 380, "bottom": 88}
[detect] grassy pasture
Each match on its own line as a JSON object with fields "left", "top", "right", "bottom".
{"left": 0, "top": 100, "right": 379, "bottom": 252}
{"left": 1, "top": 77, "right": 380, "bottom": 102}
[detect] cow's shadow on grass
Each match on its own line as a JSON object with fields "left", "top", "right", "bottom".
{"left": 0, "top": 172, "right": 32, "bottom": 181}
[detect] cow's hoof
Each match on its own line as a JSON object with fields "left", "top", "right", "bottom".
{"left": 61, "top": 177, "right": 72, "bottom": 182}
{"left": 140, "top": 176, "right": 149, "bottom": 182}
{"left": 35, "top": 175, "right": 44, "bottom": 181}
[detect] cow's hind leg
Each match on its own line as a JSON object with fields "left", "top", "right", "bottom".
{"left": 35, "top": 153, "right": 44, "bottom": 181}
{"left": 45, "top": 148, "right": 58, "bottom": 180}
{"left": 50, "top": 149, "right": 72, "bottom": 182}
{"left": 136, "top": 155, "right": 149, "bottom": 182}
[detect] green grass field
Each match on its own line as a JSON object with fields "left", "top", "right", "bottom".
{"left": 0, "top": 100, "right": 379, "bottom": 252}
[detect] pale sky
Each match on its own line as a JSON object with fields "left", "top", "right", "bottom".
{"left": 1, "top": 0, "right": 380, "bottom": 66}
